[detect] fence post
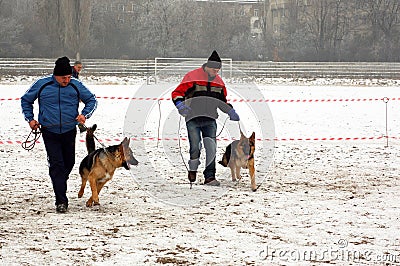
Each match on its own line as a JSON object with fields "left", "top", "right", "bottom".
{"left": 383, "top": 97, "right": 389, "bottom": 147}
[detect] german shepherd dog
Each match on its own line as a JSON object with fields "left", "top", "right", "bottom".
{"left": 78, "top": 124, "right": 139, "bottom": 207}
{"left": 219, "top": 131, "right": 256, "bottom": 191}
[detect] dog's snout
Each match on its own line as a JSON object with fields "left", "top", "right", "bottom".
{"left": 130, "top": 157, "right": 139, "bottom": 166}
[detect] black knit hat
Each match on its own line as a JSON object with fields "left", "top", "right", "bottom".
{"left": 53, "top": 56, "right": 72, "bottom": 76}
{"left": 206, "top": 50, "right": 222, "bottom": 69}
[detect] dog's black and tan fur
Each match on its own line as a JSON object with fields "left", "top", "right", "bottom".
{"left": 219, "top": 131, "right": 256, "bottom": 191}
{"left": 78, "top": 125, "right": 138, "bottom": 207}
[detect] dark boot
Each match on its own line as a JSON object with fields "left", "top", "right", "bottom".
{"left": 56, "top": 203, "right": 68, "bottom": 213}
{"left": 188, "top": 171, "right": 197, "bottom": 182}
{"left": 204, "top": 177, "right": 220, "bottom": 186}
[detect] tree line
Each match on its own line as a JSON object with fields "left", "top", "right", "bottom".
{"left": 0, "top": 0, "right": 399, "bottom": 61}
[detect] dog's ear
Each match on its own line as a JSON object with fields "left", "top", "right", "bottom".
{"left": 122, "top": 137, "right": 130, "bottom": 146}
{"left": 120, "top": 137, "right": 130, "bottom": 155}
{"left": 249, "top": 132, "right": 255, "bottom": 145}
{"left": 240, "top": 130, "right": 246, "bottom": 139}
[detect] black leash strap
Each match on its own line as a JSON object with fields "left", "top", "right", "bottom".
{"left": 21, "top": 120, "right": 85, "bottom": 151}
{"left": 177, "top": 116, "right": 192, "bottom": 188}
{"left": 216, "top": 117, "right": 229, "bottom": 137}
{"left": 21, "top": 128, "right": 42, "bottom": 151}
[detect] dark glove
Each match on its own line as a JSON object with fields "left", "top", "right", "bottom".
{"left": 175, "top": 101, "right": 192, "bottom": 117}
{"left": 228, "top": 109, "right": 240, "bottom": 121}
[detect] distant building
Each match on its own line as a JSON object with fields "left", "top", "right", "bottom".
{"left": 97, "top": 1, "right": 137, "bottom": 24}
{"left": 98, "top": 0, "right": 266, "bottom": 37}
{"left": 195, "top": 0, "right": 265, "bottom": 38}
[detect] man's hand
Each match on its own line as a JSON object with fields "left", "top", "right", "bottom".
{"left": 228, "top": 109, "right": 240, "bottom": 121}
{"left": 76, "top": 114, "right": 86, "bottom": 124}
{"left": 29, "top": 120, "right": 40, "bottom": 130}
{"left": 175, "top": 101, "right": 192, "bottom": 117}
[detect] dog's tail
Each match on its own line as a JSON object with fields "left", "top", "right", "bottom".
{"left": 218, "top": 143, "right": 231, "bottom": 167}
{"left": 85, "top": 124, "right": 97, "bottom": 154}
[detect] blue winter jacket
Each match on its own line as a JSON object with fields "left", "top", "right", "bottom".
{"left": 21, "top": 75, "right": 97, "bottom": 134}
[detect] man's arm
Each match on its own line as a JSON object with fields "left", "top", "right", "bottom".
{"left": 171, "top": 71, "right": 196, "bottom": 105}
{"left": 217, "top": 85, "right": 232, "bottom": 113}
{"left": 21, "top": 83, "right": 40, "bottom": 123}
{"left": 76, "top": 82, "right": 97, "bottom": 119}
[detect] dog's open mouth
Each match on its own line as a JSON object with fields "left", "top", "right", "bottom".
{"left": 124, "top": 159, "right": 139, "bottom": 170}
{"left": 123, "top": 162, "right": 130, "bottom": 170}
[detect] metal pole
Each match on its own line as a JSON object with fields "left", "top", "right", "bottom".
{"left": 154, "top": 57, "right": 158, "bottom": 84}
{"left": 383, "top": 97, "right": 389, "bottom": 147}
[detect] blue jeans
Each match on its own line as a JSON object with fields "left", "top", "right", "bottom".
{"left": 186, "top": 119, "right": 217, "bottom": 179}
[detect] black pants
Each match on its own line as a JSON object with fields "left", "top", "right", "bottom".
{"left": 42, "top": 128, "right": 76, "bottom": 206}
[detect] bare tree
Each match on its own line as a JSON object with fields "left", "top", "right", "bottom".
{"left": 299, "top": 0, "right": 352, "bottom": 60}
{"left": 149, "top": 0, "right": 180, "bottom": 56}
{"left": 36, "top": 0, "right": 91, "bottom": 57}
{"left": 303, "top": 0, "right": 331, "bottom": 59}
{"left": 362, "top": 0, "right": 400, "bottom": 60}
{"left": 70, "top": 0, "right": 91, "bottom": 60}
{"left": 194, "top": 1, "right": 249, "bottom": 58}
{"left": 330, "top": 0, "right": 350, "bottom": 60}
{"left": 278, "top": 0, "right": 311, "bottom": 60}
{"left": 1, "top": 0, "right": 400, "bottom": 61}
{"left": 0, "top": 1, "right": 33, "bottom": 57}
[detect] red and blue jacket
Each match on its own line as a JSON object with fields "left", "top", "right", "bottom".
{"left": 171, "top": 65, "right": 233, "bottom": 120}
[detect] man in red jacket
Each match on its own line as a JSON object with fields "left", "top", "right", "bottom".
{"left": 172, "top": 50, "right": 240, "bottom": 186}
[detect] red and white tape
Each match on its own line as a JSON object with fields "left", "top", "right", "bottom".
{"left": 2, "top": 97, "right": 400, "bottom": 102}
{"left": 3, "top": 136, "right": 398, "bottom": 146}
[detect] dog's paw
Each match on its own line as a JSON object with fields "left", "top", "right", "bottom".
{"left": 218, "top": 160, "right": 227, "bottom": 167}
{"left": 86, "top": 199, "right": 93, "bottom": 207}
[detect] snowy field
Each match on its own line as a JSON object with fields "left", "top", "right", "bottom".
{"left": 1, "top": 75, "right": 400, "bottom": 265}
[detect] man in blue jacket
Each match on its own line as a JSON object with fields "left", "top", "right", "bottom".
{"left": 21, "top": 56, "right": 97, "bottom": 213}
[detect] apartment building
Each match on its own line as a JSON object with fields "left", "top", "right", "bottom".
{"left": 98, "top": 0, "right": 265, "bottom": 36}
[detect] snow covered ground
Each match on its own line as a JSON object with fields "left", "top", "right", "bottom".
{"left": 1, "top": 75, "right": 400, "bottom": 265}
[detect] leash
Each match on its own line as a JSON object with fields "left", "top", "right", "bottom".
{"left": 21, "top": 120, "right": 77, "bottom": 151}
{"left": 216, "top": 117, "right": 229, "bottom": 137}
{"left": 177, "top": 116, "right": 191, "bottom": 188}
{"left": 21, "top": 127, "right": 42, "bottom": 151}
{"left": 156, "top": 99, "right": 162, "bottom": 148}
{"left": 178, "top": 116, "right": 231, "bottom": 189}
{"left": 21, "top": 121, "right": 81, "bottom": 151}
{"left": 238, "top": 120, "right": 242, "bottom": 133}
{"left": 177, "top": 116, "right": 262, "bottom": 191}
{"left": 21, "top": 121, "right": 109, "bottom": 153}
